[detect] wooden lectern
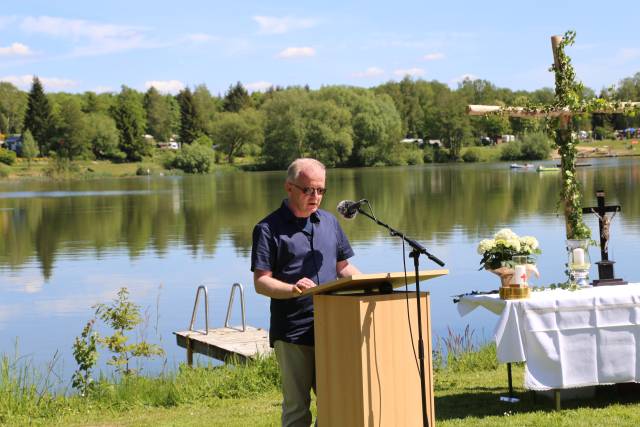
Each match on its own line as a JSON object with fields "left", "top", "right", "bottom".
{"left": 302, "top": 270, "right": 448, "bottom": 427}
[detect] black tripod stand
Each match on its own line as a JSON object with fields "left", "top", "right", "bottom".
{"left": 355, "top": 207, "right": 445, "bottom": 427}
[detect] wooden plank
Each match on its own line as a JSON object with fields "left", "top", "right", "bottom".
{"left": 301, "top": 270, "right": 448, "bottom": 297}
{"left": 467, "top": 103, "right": 640, "bottom": 118}
{"left": 174, "top": 326, "right": 271, "bottom": 363}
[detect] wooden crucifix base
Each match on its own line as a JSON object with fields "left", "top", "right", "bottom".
{"left": 592, "top": 261, "right": 627, "bottom": 286}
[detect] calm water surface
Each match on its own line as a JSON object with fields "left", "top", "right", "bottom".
{"left": 1, "top": 158, "right": 639, "bottom": 378}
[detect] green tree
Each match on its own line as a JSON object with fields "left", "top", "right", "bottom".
{"left": 192, "top": 84, "right": 220, "bottom": 136}
{"left": 87, "top": 113, "right": 125, "bottom": 160}
{"left": 261, "top": 90, "right": 309, "bottom": 169}
{"left": 212, "top": 109, "right": 264, "bottom": 163}
{"left": 223, "top": 81, "right": 253, "bottom": 112}
{"left": 317, "top": 86, "right": 402, "bottom": 166}
{"left": 302, "top": 99, "right": 352, "bottom": 167}
{"left": 111, "top": 86, "right": 148, "bottom": 161}
{"left": 176, "top": 88, "right": 201, "bottom": 144}
{"left": 52, "top": 97, "right": 89, "bottom": 160}
{"left": 0, "top": 113, "right": 8, "bottom": 135}
{"left": 21, "top": 129, "right": 39, "bottom": 164}
{"left": 0, "top": 82, "right": 28, "bottom": 134}
{"left": 23, "top": 77, "right": 53, "bottom": 154}
{"left": 93, "top": 288, "right": 164, "bottom": 376}
{"left": 143, "top": 87, "right": 172, "bottom": 141}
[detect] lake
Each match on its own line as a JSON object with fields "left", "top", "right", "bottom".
{"left": 1, "top": 157, "right": 639, "bottom": 380}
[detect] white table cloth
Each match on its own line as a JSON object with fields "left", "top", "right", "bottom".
{"left": 458, "top": 283, "right": 640, "bottom": 390}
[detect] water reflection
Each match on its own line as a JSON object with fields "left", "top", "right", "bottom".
{"left": 0, "top": 158, "right": 639, "bottom": 374}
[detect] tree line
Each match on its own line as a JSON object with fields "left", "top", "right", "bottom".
{"left": 2, "top": 73, "right": 640, "bottom": 169}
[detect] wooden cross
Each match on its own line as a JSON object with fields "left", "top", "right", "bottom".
{"left": 467, "top": 33, "right": 638, "bottom": 240}
{"left": 582, "top": 190, "right": 620, "bottom": 262}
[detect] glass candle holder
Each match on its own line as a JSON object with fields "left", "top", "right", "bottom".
{"left": 566, "top": 239, "right": 591, "bottom": 287}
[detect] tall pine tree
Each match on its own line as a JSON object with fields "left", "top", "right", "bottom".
{"left": 176, "top": 88, "right": 200, "bottom": 144}
{"left": 111, "top": 86, "right": 148, "bottom": 161}
{"left": 222, "top": 82, "right": 253, "bottom": 112}
{"left": 23, "top": 77, "right": 53, "bottom": 154}
{"left": 143, "top": 87, "right": 172, "bottom": 141}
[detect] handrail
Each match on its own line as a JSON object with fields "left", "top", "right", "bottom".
{"left": 189, "top": 285, "right": 209, "bottom": 334}
{"left": 224, "top": 282, "right": 246, "bottom": 331}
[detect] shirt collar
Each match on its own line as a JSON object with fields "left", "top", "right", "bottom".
{"left": 280, "top": 199, "right": 320, "bottom": 223}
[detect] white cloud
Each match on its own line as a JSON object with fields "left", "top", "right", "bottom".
{"left": 352, "top": 67, "right": 385, "bottom": 78}
{"left": 93, "top": 86, "right": 115, "bottom": 93}
{"left": 617, "top": 48, "right": 640, "bottom": 62}
{"left": 0, "top": 42, "right": 32, "bottom": 56}
{"left": 423, "top": 52, "right": 444, "bottom": 61}
{"left": 4, "top": 273, "right": 45, "bottom": 294}
{"left": 277, "top": 47, "right": 315, "bottom": 59}
{"left": 20, "top": 15, "right": 150, "bottom": 56}
{"left": 253, "top": 16, "right": 316, "bottom": 34}
{"left": 145, "top": 80, "right": 185, "bottom": 94}
{"left": 393, "top": 68, "right": 425, "bottom": 77}
{"left": 183, "top": 33, "right": 218, "bottom": 43}
{"left": 0, "top": 16, "right": 17, "bottom": 29}
{"left": 245, "top": 81, "right": 273, "bottom": 92}
{"left": 451, "top": 73, "right": 479, "bottom": 86}
{"left": 0, "top": 74, "right": 77, "bottom": 90}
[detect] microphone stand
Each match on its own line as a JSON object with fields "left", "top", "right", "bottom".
{"left": 354, "top": 207, "right": 444, "bottom": 427}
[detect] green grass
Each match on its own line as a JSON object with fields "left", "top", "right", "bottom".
{"left": 4, "top": 340, "right": 640, "bottom": 426}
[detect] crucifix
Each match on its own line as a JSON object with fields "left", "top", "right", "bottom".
{"left": 582, "top": 190, "right": 626, "bottom": 286}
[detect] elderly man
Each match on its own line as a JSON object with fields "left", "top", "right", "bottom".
{"left": 251, "top": 158, "right": 360, "bottom": 427}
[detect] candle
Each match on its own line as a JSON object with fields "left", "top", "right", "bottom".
{"left": 512, "top": 265, "right": 527, "bottom": 286}
{"left": 572, "top": 248, "right": 585, "bottom": 266}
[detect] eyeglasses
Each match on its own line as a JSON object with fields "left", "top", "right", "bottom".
{"left": 290, "top": 182, "right": 327, "bottom": 196}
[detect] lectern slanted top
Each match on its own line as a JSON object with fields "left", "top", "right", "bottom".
{"left": 301, "top": 269, "right": 448, "bottom": 296}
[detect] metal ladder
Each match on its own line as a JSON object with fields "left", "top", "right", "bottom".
{"left": 189, "top": 283, "right": 247, "bottom": 334}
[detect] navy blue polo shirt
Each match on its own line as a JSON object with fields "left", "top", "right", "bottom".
{"left": 251, "top": 200, "right": 355, "bottom": 347}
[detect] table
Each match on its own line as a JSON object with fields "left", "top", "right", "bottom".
{"left": 458, "top": 283, "right": 640, "bottom": 391}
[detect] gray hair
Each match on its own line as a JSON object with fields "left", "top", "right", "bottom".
{"left": 286, "top": 158, "right": 326, "bottom": 182}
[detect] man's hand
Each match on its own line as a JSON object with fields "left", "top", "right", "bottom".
{"left": 292, "top": 277, "right": 317, "bottom": 295}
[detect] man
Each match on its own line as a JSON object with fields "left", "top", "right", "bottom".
{"left": 251, "top": 158, "right": 360, "bottom": 427}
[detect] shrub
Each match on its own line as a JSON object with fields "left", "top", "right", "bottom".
{"left": 520, "top": 132, "right": 551, "bottom": 160}
{"left": 403, "top": 148, "right": 424, "bottom": 165}
{"left": 462, "top": 148, "right": 480, "bottom": 163}
{"left": 172, "top": 144, "right": 213, "bottom": 174}
{"left": 0, "top": 163, "right": 9, "bottom": 177}
{"left": 0, "top": 148, "right": 16, "bottom": 165}
{"left": 423, "top": 147, "right": 434, "bottom": 163}
{"left": 499, "top": 141, "right": 522, "bottom": 161}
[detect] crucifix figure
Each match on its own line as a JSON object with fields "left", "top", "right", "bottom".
{"left": 582, "top": 190, "right": 626, "bottom": 286}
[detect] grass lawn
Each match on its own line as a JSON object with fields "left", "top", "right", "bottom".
{"left": 5, "top": 347, "right": 640, "bottom": 427}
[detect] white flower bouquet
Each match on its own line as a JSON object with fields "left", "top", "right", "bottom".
{"left": 477, "top": 228, "right": 541, "bottom": 271}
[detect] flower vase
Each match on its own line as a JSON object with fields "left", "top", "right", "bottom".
{"left": 491, "top": 256, "right": 532, "bottom": 300}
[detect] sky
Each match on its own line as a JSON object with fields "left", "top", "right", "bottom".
{"left": 1, "top": 0, "right": 639, "bottom": 96}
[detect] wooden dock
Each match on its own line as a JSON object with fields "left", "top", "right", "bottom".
{"left": 174, "top": 326, "right": 272, "bottom": 365}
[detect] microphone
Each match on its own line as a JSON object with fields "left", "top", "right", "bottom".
{"left": 336, "top": 199, "right": 367, "bottom": 219}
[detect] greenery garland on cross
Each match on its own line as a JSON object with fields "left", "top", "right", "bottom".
{"left": 467, "top": 30, "right": 640, "bottom": 239}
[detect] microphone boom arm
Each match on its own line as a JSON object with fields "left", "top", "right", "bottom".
{"left": 355, "top": 207, "right": 445, "bottom": 267}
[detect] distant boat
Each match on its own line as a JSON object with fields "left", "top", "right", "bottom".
{"left": 537, "top": 166, "right": 560, "bottom": 172}
{"left": 510, "top": 163, "right": 534, "bottom": 169}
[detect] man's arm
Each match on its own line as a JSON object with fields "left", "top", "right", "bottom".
{"left": 336, "top": 260, "right": 361, "bottom": 278}
{"left": 254, "top": 269, "right": 317, "bottom": 299}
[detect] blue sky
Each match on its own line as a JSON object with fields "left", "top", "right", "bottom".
{"left": 1, "top": 0, "right": 639, "bottom": 95}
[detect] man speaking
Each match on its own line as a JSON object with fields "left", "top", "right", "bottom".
{"left": 251, "top": 158, "right": 360, "bottom": 427}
